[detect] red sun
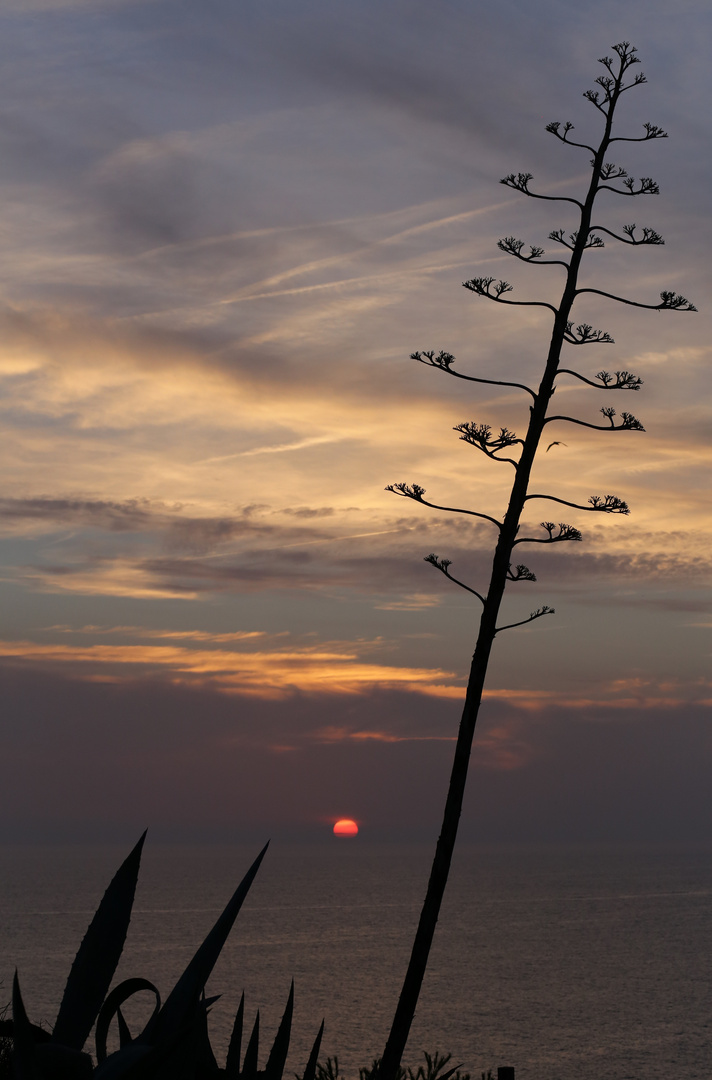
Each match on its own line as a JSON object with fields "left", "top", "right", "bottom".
{"left": 333, "top": 818, "right": 359, "bottom": 837}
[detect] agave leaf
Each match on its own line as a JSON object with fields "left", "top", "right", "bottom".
{"left": 53, "top": 832, "right": 146, "bottom": 1051}
{"left": 117, "top": 1009, "right": 132, "bottom": 1049}
{"left": 146, "top": 843, "right": 269, "bottom": 1044}
{"left": 94, "top": 1017, "right": 198, "bottom": 1080}
{"left": 264, "top": 982, "right": 293, "bottom": 1080}
{"left": 301, "top": 1020, "right": 325, "bottom": 1080}
{"left": 12, "top": 971, "right": 40, "bottom": 1080}
{"left": 193, "top": 995, "right": 221, "bottom": 1079}
{"left": 242, "top": 1011, "right": 260, "bottom": 1080}
{"left": 12, "top": 979, "right": 92, "bottom": 1080}
{"left": 438, "top": 1066, "right": 464, "bottom": 1080}
{"left": 93, "top": 1039, "right": 155, "bottom": 1080}
{"left": 95, "top": 978, "right": 161, "bottom": 1063}
{"left": 225, "top": 992, "right": 244, "bottom": 1078}
{"left": 94, "top": 1002, "right": 216, "bottom": 1080}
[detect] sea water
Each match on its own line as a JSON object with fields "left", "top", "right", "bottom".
{"left": 1, "top": 842, "right": 711, "bottom": 1080}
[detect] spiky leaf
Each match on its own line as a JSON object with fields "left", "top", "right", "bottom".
{"left": 145, "top": 843, "right": 268, "bottom": 1045}
{"left": 242, "top": 1012, "right": 260, "bottom": 1080}
{"left": 53, "top": 833, "right": 146, "bottom": 1051}
{"left": 12, "top": 972, "right": 39, "bottom": 1080}
{"left": 302, "top": 1021, "right": 325, "bottom": 1080}
{"left": 117, "top": 1009, "right": 132, "bottom": 1050}
{"left": 95, "top": 978, "right": 161, "bottom": 1063}
{"left": 264, "top": 982, "right": 294, "bottom": 1080}
{"left": 225, "top": 992, "right": 245, "bottom": 1078}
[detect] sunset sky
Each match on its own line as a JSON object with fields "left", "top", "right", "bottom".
{"left": 1, "top": 0, "right": 711, "bottom": 843}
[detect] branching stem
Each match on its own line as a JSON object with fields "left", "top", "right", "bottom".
{"left": 412, "top": 351, "right": 537, "bottom": 400}
{"left": 378, "top": 42, "right": 695, "bottom": 1080}
{"left": 525, "top": 493, "right": 630, "bottom": 514}
{"left": 576, "top": 287, "right": 696, "bottom": 311}
{"left": 424, "top": 554, "right": 486, "bottom": 605}
{"left": 385, "top": 484, "right": 502, "bottom": 530}
{"left": 557, "top": 368, "right": 642, "bottom": 390}
{"left": 495, "top": 606, "right": 555, "bottom": 634}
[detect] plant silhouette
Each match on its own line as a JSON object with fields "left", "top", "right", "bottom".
{"left": 1, "top": 836, "right": 324, "bottom": 1080}
{"left": 379, "top": 43, "right": 696, "bottom": 1080}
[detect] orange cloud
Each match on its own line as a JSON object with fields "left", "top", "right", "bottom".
{"left": 48, "top": 624, "right": 271, "bottom": 643}
{"left": 0, "top": 637, "right": 460, "bottom": 699}
{"left": 482, "top": 678, "right": 708, "bottom": 711}
{"left": 313, "top": 725, "right": 456, "bottom": 744}
{"left": 2, "top": 622, "right": 707, "bottom": 712}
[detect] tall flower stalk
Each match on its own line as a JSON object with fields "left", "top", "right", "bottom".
{"left": 378, "top": 42, "right": 696, "bottom": 1080}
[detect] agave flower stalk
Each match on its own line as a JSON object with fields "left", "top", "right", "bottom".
{"left": 379, "top": 42, "right": 695, "bottom": 1080}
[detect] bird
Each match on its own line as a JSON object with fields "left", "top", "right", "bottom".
{"left": 546, "top": 440, "right": 568, "bottom": 452}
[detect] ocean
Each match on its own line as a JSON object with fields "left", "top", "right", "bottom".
{"left": 1, "top": 841, "right": 711, "bottom": 1080}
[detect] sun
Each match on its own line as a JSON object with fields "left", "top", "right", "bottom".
{"left": 333, "top": 818, "right": 359, "bottom": 837}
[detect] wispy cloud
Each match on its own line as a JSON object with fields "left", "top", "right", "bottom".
{"left": 2, "top": 627, "right": 708, "bottom": 713}
{"left": 313, "top": 725, "right": 456, "bottom": 744}
{"left": 481, "top": 678, "right": 705, "bottom": 711}
{"left": 46, "top": 624, "right": 272, "bottom": 643}
{"left": 0, "top": 636, "right": 461, "bottom": 698}
{"left": 375, "top": 593, "right": 442, "bottom": 611}
{"left": 205, "top": 435, "right": 346, "bottom": 460}
{"left": 0, "top": 0, "right": 710, "bottom": 840}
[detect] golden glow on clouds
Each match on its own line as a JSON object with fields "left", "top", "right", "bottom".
{"left": 0, "top": 165, "right": 710, "bottom": 715}
{"left": 0, "top": 309, "right": 510, "bottom": 515}
{"left": 316, "top": 727, "right": 455, "bottom": 743}
{"left": 0, "top": 4, "right": 709, "bottom": 855}
{"left": 19, "top": 564, "right": 200, "bottom": 600}
{"left": 0, "top": 624, "right": 707, "bottom": 712}
{"left": 204, "top": 435, "right": 344, "bottom": 460}
{"left": 0, "top": 636, "right": 460, "bottom": 698}
{"left": 481, "top": 680, "right": 701, "bottom": 710}
{"left": 49, "top": 625, "right": 271, "bottom": 642}
{"left": 2, "top": 306, "right": 710, "bottom": 553}
{"left": 375, "top": 594, "right": 443, "bottom": 611}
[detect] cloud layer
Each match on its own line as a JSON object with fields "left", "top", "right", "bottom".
{"left": 0, "top": 0, "right": 711, "bottom": 838}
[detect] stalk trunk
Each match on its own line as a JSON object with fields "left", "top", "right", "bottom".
{"left": 378, "top": 74, "right": 624, "bottom": 1080}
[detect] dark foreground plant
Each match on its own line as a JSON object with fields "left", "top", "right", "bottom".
{"left": 1, "top": 835, "right": 324, "bottom": 1080}
{"left": 307, "top": 1051, "right": 470, "bottom": 1080}
{"left": 378, "top": 42, "right": 695, "bottom": 1080}
{"left": 360, "top": 1052, "right": 469, "bottom": 1080}
{"left": 0, "top": 1004, "right": 11, "bottom": 1080}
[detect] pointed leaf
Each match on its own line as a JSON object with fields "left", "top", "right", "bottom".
{"left": 147, "top": 843, "right": 268, "bottom": 1044}
{"left": 94, "top": 1017, "right": 196, "bottom": 1080}
{"left": 438, "top": 1066, "right": 464, "bottom": 1080}
{"left": 12, "top": 971, "right": 40, "bottom": 1080}
{"left": 264, "top": 982, "right": 293, "bottom": 1080}
{"left": 193, "top": 997, "right": 221, "bottom": 1079}
{"left": 225, "top": 992, "right": 244, "bottom": 1078}
{"left": 95, "top": 978, "right": 161, "bottom": 1063}
{"left": 12, "top": 981, "right": 91, "bottom": 1080}
{"left": 53, "top": 832, "right": 146, "bottom": 1051}
{"left": 117, "top": 1009, "right": 132, "bottom": 1049}
{"left": 242, "top": 1012, "right": 260, "bottom": 1080}
{"left": 301, "top": 1020, "right": 325, "bottom": 1080}
{"left": 94, "top": 1007, "right": 213, "bottom": 1080}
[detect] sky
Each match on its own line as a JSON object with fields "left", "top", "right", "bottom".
{"left": 0, "top": 0, "right": 711, "bottom": 844}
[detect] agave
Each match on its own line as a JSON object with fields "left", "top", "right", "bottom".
{"left": 2, "top": 835, "right": 324, "bottom": 1080}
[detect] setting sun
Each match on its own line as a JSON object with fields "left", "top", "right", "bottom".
{"left": 333, "top": 818, "right": 359, "bottom": 837}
